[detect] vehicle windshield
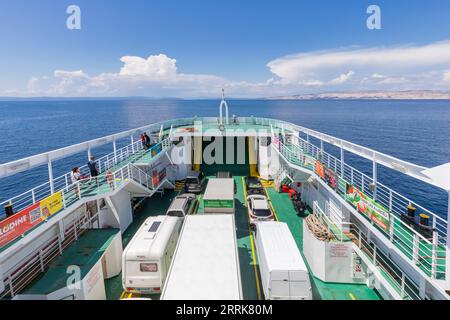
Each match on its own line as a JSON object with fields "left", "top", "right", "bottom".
{"left": 167, "top": 210, "right": 184, "bottom": 217}
{"left": 253, "top": 209, "right": 272, "bottom": 217}
{"left": 186, "top": 178, "right": 199, "bottom": 184}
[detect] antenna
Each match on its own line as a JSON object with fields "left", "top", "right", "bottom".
{"left": 221, "top": 88, "right": 225, "bottom": 101}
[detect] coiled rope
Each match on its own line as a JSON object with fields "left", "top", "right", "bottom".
{"left": 305, "top": 214, "right": 333, "bottom": 242}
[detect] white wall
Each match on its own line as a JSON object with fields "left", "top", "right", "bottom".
{"left": 110, "top": 190, "right": 133, "bottom": 233}
{"left": 303, "top": 222, "right": 361, "bottom": 284}
{"left": 102, "top": 232, "right": 123, "bottom": 279}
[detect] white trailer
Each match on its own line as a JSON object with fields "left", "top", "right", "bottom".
{"left": 255, "top": 221, "right": 312, "bottom": 300}
{"left": 122, "top": 216, "right": 182, "bottom": 295}
{"left": 203, "top": 178, "right": 235, "bottom": 214}
{"left": 161, "top": 214, "right": 243, "bottom": 300}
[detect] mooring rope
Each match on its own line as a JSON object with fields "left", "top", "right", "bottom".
{"left": 305, "top": 214, "right": 333, "bottom": 242}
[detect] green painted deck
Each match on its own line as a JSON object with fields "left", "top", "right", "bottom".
{"left": 23, "top": 228, "right": 119, "bottom": 295}
{"left": 104, "top": 190, "right": 176, "bottom": 300}
{"left": 106, "top": 171, "right": 381, "bottom": 300}
{"left": 265, "top": 188, "right": 381, "bottom": 300}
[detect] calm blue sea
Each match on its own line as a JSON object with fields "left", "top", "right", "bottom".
{"left": 0, "top": 99, "right": 449, "bottom": 218}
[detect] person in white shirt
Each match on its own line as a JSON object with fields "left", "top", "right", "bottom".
{"left": 70, "top": 167, "right": 81, "bottom": 184}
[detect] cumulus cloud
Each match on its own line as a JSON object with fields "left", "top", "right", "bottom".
{"left": 16, "top": 39, "right": 450, "bottom": 98}
{"left": 330, "top": 71, "right": 355, "bottom": 84}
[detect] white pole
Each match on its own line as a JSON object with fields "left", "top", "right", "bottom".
{"left": 340, "top": 145, "right": 345, "bottom": 176}
{"left": 48, "top": 159, "right": 54, "bottom": 194}
{"left": 87, "top": 147, "right": 92, "bottom": 160}
{"left": 131, "top": 135, "right": 135, "bottom": 153}
{"left": 446, "top": 191, "right": 450, "bottom": 285}
{"left": 373, "top": 153, "right": 378, "bottom": 200}
{"left": 113, "top": 139, "right": 118, "bottom": 164}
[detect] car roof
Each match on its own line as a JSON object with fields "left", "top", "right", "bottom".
{"left": 252, "top": 198, "right": 270, "bottom": 210}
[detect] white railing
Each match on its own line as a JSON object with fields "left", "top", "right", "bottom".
{"left": 312, "top": 201, "right": 421, "bottom": 300}
{"left": 275, "top": 135, "right": 446, "bottom": 281}
{"left": 1, "top": 210, "right": 96, "bottom": 299}
{"left": 0, "top": 139, "right": 172, "bottom": 249}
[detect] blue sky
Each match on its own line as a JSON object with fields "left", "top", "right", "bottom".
{"left": 1, "top": 0, "right": 450, "bottom": 97}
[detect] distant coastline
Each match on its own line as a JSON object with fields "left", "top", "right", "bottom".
{"left": 267, "top": 90, "right": 450, "bottom": 100}
{"left": 2, "top": 90, "right": 450, "bottom": 101}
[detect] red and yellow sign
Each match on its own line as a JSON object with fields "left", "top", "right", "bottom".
{"left": 0, "top": 191, "right": 63, "bottom": 247}
{"left": 315, "top": 160, "right": 325, "bottom": 179}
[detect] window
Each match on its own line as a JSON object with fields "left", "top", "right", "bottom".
{"left": 140, "top": 263, "right": 158, "bottom": 272}
{"left": 253, "top": 209, "right": 272, "bottom": 217}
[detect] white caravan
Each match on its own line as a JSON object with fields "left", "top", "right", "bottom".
{"left": 255, "top": 221, "right": 312, "bottom": 300}
{"left": 122, "top": 216, "right": 182, "bottom": 294}
{"left": 161, "top": 214, "right": 243, "bottom": 300}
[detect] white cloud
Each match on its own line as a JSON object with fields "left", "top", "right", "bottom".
{"left": 15, "top": 39, "right": 450, "bottom": 98}
{"left": 266, "top": 40, "right": 450, "bottom": 89}
{"left": 330, "top": 71, "right": 355, "bottom": 84}
{"left": 443, "top": 71, "right": 450, "bottom": 83}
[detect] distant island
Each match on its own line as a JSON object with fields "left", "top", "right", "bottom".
{"left": 268, "top": 90, "right": 450, "bottom": 100}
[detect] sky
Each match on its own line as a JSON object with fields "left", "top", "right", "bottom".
{"left": 1, "top": 0, "right": 450, "bottom": 98}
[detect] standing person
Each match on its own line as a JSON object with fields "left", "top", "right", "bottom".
{"left": 141, "top": 134, "right": 148, "bottom": 150}
{"left": 70, "top": 167, "right": 82, "bottom": 196}
{"left": 70, "top": 167, "right": 82, "bottom": 184}
{"left": 143, "top": 132, "right": 151, "bottom": 149}
{"left": 87, "top": 156, "right": 99, "bottom": 178}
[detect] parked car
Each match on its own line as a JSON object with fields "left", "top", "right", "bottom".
{"left": 246, "top": 177, "right": 265, "bottom": 196}
{"left": 184, "top": 172, "right": 204, "bottom": 194}
{"left": 166, "top": 194, "right": 197, "bottom": 218}
{"left": 246, "top": 195, "right": 274, "bottom": 226}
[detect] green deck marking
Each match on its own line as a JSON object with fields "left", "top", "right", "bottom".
{"left": 23, "top": 228, "right": 119, "bottom": 295}
{"left": 233, "top": 176, "right": 262, "bottom": 300}
{"left": 265, "top": 187, "right": 381, "bottom": 300}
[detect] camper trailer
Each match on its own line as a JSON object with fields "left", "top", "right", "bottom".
{"left": 122, "top": 216, "right": 182, "bottom": 294}
{"left": 255, "top": 221, "right": 312, "bottom": 300}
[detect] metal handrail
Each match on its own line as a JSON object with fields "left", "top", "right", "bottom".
{"left": 312, "top": 201, "right": 421, "bottom": 300}
{"left": 274, "top": 137, "right": 446, "bottom": 280}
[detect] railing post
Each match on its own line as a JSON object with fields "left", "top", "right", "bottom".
{"left": 131, "top": 135, "right": 135, "bottom": 153}
{"left": 48, "top": 159, "right": 55, "bottom": 195}
{"left": 58, "top": 234, "right": 63, "bottom": 255}
{"left": 373, "top": 245, "right": 377, "bottom": 265}
{"left": 389, "top": 214, "right": 395, "bottom": 242}
{"left": 32, "top": 189, "right": 36, "bottom": 204}
{"left": 432, "top": 230, "right": 438, "bottom": 279}
{"left": 78, "top": 182, "right": 82, "bottom": 200}
{"left": 340, "top": 145, "right": 345, "bottom": 177}
{"left": 400, "top": 274, "right": 406, "bottom": 298}
{"left": 413, "top": 234, "right": 419, "bottom": 265}
{"left": 362, "top": 175, "right": 365, "bottom": 193}
{"left": 389, "top": 190, "right": 393, "bottom": 212}
{"left": 351, "top": 168, "right": 354, "bottom": 185}
{"left": 359, "top": 231, "right": 362, "bottom": 248}
{"left": 8, "top": 275, "right": 14, "bottom": 297}
{"left": 113, "top": 139, "right": 118, "bottom": 165}
{"left": 373, "top": 154, "right": 378, "bottom": 200}
{"left": 39, "top": 250, "right": 45, "bottom": 272}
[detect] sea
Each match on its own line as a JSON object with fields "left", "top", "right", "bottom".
{"left": 0, "top": 99, "right": 449, "bottom": 219}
